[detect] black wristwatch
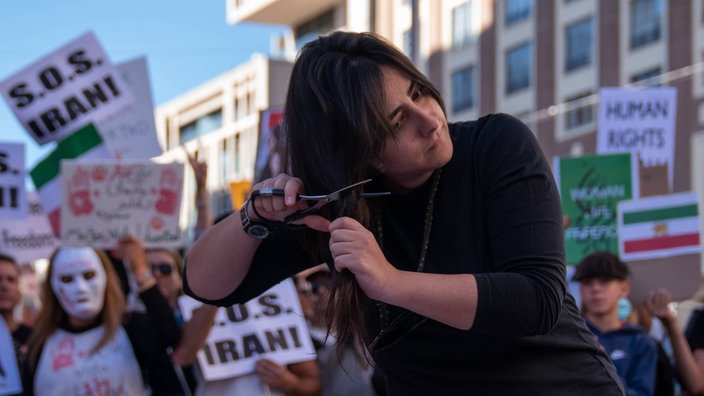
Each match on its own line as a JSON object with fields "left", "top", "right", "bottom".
{"left": 240, "top": 199, "right": 275, "bottom": 239}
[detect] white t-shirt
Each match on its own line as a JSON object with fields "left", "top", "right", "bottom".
{"left": 34, "top": 325, "right": 147, "bottom": 396}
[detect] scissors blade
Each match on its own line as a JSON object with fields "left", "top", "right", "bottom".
{"left": 322, "top": 179, "right": 372, "bottom": 202}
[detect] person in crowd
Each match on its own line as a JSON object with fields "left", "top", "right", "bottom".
{"left": 643, "top": 288, "right": 704, "bottom": 395}
{"left": 184, "top": 31, "right": 623, "bottom": 394}
{"left": 146, "top": 244, "right": 217, "bottom": 394}
{"left": 17, "top": 262, "right": 41, "bottom": 327}
{"left": 574, "top": 251, "right": 659, "bottom": 396}
{"left": 296, "top": 265, "right": 375, "bottom": 396}
{"left": 23, "top": 244, "right": 180, "bottom": 395}
{"left": 0, "top": 253, "right": 33, "bottom": 393}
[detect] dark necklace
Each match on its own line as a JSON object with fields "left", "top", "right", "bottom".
{"left": 370, "top": 168, "right": 441, "bottom": 352}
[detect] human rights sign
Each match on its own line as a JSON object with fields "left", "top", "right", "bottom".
{"left": 597, "top": 87, "right": 677, "bottom": 190}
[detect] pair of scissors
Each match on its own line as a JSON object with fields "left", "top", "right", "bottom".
{"left": 250, "top": 179, "right": 389, "bottom": 225}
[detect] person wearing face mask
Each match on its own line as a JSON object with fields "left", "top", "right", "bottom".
{"left": 22, "top": 245, "right": 181, "bottom": 395}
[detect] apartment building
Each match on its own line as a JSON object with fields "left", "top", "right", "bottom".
{"left": 154, "top": 54, "right": 293, "bottom": 230}
{"left": 227, "top": 0, "right": 704, "bottom": 193}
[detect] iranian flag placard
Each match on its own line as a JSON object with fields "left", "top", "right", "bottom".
{"left": 29, "top": 123, "right": 112, "bottom": 236}
{"left": 618, "top": 192, "right": 701, "bottom": 261}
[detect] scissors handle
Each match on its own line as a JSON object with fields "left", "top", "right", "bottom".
{"left": 248, "top": 184, "right": 390, "bottom": 225}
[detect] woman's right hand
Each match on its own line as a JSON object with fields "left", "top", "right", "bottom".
{"left": 249, "top": 174, "right": 331, "bottom": 232}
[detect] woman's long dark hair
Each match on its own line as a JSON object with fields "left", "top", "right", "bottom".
{"left": 282, "top": 31, "right": 445, "bottom": 358}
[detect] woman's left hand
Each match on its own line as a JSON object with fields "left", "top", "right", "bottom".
{"left": 328, "top": 217, "right": 397, "bottom": 301}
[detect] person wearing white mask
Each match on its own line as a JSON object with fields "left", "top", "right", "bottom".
{"left": 23, "top": 244, "right": 181, "bottom": 395}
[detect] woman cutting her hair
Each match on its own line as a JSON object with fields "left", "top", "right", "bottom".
{"left": 185, "top": 31, "right": 624, "bottom": 395}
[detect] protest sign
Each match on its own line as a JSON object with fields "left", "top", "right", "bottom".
{"left": 0, "top": 191, "right": 58, "bottom": 263}
{"left": 179, "top": 279, "right": 316, "bottom": 381}
{"left": 617, "top": 192, "right": 701, "bottom": 305}
{"left": 618, "top": 192, "right": 700, "bottom": 262}
{"left": 95, "top": 57, "right": 162, "bottom": 159}
{"left": 29, "top": 124, "right": 112, "bottom": 236}
{"left": 0, "top": 317, "right": 22, "bottom": 395}
{"left": 0, "top": 142, "right": 26, "bottom": 218}
{"left": 0, "top": 31, "right": 134, "bottom": 146}
{"left": 253, "top": 107, "right": 284, "bottom": 184}
{"left": 60, "top": 159, "right": 184, "bottom": 249}
{"left": 597, "top": 87, "right": 677, "bottom": 191}
{"left": 555, "top": 152, "right": 637, "bottom": 265}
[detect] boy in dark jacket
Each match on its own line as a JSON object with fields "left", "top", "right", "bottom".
{"left": 575, "top": 251, "right": 658, "bottom": 396}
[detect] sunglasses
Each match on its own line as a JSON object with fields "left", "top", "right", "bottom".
{"left": 150, "top": 262, "right": 174, "bottom": 276}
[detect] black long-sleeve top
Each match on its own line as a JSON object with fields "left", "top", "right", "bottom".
{"left": 185, "top": 113, "right": 625, "bottom": 395}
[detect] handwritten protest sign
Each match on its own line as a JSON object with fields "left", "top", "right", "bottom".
{"left": 0, "top": 31, "right": 134, "bottom": 146}
{"left": 96, "top": 57, "right": 162, "bottom": 159}
{"left": 555, "top": 152, "right": 637, "bottom": 265}
{"left": 60, "top": 160, "right": 184, "bottom": 249}
{"left": 0, "top": 142, "right": 26, "bottom": 218}
{"left": 0, "top": 191, "right": 58, "bottom": 263}
{"left": 597, "top": 87, "right": 677, "bottom": 190}
{"left": 179, "top": 279, "right": 316, "bottom": 381}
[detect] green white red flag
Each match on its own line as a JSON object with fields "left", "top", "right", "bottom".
{"left": 618, "top": 192, "right": 701, "bottom": 261}
{"left": 29, "top": 123, "right": 112, "bottom": 236}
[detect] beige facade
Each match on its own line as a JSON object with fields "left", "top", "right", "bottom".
{"left": 163, "top": 1, "right": 704, "bottom": 284}
{"left": 221, "top": 0, "right": 704, "bottom": 305}
{"left": 154, "top": 54, "right": 292, "bottom": 229}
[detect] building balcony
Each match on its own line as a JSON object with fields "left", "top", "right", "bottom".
{"left": 226, "top": 0, "right": 342, "bottom": 27}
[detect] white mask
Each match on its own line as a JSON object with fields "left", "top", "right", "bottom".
{"left": 51, "top": 247, "right": 107, "bottom": 321}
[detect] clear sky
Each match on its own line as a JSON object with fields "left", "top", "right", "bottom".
{"left": 0, "top": 1, "right": 288, "bottom": 169}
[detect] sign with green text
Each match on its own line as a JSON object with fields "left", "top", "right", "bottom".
{"left": 555, "top": 153, "right": 637, "bottom": 265}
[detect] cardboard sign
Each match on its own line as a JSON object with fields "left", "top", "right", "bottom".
{"left": 29, "top": 124, "right": 113, "bottom": 237}
{"left": 597, "top": 87, "right": 677, "bottom": 191}
{"left": 253, "top": 107, "right": 284, "bottom": 184}
{"left": 618, "top": 192, "right": 701, "bottom": 261}
{"left": 0, "top": 191, "right": 58, "bottom": 263}
{"left": 60, "top": 160, "right": 184, "bottom": 248}
{"left": 0, "top": 31, "right": 134, "bottom": 146}
{"left": 179, "top": 279, "right": 316, "bottom": 381}
{"left": 0, "top": 142, "right": 26, "bottom": 218}
{"left": 555, "top": 153, "right": 637, "bottom": 265}
{"left": 95, "top": 57, "right": 162, "bottom": 159}
{"left": 618, "top": 192, "right": 702, "bottom": 305}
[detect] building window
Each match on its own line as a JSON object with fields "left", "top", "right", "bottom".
{"left": 164, "top": 119, "right": 171, "bottom": 150}
{"left": 565, "top": 18, "right": 592, "bottom": 71}
{"left": 452, "top": 2, "right": 473, "bottom": 49}
{"left": 505, "top": 0, "right": 532, "bottom": 26}
{"left": 234, "top": 97, "right": 241, "bottom": 121}
{"left": 179, "top": 109, "right": 222, "bottom": 145}
{"left": 246, "top": 92, "right": 253, "bottom": 116}
{"left": 403, "top": 29, "right": 413, "bottom": 57}
{"left": 221, "top": 138, "right": 229, "bottom": 183}
{"left": 452, "top": 66, "right": 474, "bottom": 112}
{"left": 630, "top": 67, "right": 661, "bottom": 86}
{"left": 234, "top": 133, "right": 241, "bottom": 173}
{"left": 564, "top": 92, "right": 594, "bottom": 130}
{"left": 506, "top": 43, "right": 531, "bottom": 93}
{"left": 630, "top": 0, "right": 663, "bottom": 49}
